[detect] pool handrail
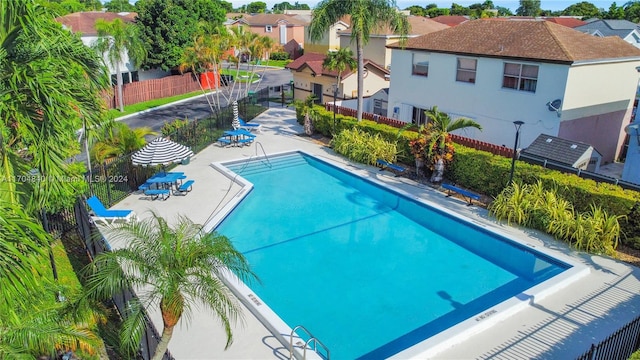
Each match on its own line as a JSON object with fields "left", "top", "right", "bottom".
{"left": 290, "top": 324, "right": 330, "bottom": 360}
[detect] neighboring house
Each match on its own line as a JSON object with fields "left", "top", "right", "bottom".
{"left": 574, "top": 19, "right": 640, "bottom": 48}
{"left": 430, "top": 15, "right": 469, "bottom": 27}
{"left": 230, "top": 13, "right": 308, "bottom": 56}
{"left": 304, "top": 16, "right": 351, "bottom": 55}
{"left": 339, "top": 16, "right": 449, "bottom": 69}
{"left": 543, "top": 17, "right": 587, "bottom": 28}
{"left": 285, "top": 52, "right": 390, "bottom": 105}
{"left": 521, "top": 134, "right": 602, "bottom": 172}
{"left": 55, "top": 11, "right": 167, "bottom": 83}
{"left": 386, "top": 19, "right": 640, "bottom": 162}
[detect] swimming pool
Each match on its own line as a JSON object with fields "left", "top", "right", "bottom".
{"left": 208, "top": 151, "right": 589, "bottom": 359}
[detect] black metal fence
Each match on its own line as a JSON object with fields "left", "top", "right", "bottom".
{"left": 73, "top": 198, "right": 173, "bottom": 360}
{"left": 88, "top": 86, "right": 273, "bottom": 208}
{"left": 576, "top": 313, "right": 640, "bottom": 360}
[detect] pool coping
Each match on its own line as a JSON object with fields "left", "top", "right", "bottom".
{"left": 206, "top": 149, "right": 591, "bottom": 359}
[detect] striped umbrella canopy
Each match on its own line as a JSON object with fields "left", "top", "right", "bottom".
{"left": 232, "top": 101, "right": 240, "bottom": 130}
{"left": 131, "top": 137, "right": 194, "bottom": 167}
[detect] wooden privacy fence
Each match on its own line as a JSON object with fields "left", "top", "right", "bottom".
{"left": 104, "top": 73, "right": 202, "bottom": 109}
{"left": 327, "top": 104, "right": 514, "bottom": 158}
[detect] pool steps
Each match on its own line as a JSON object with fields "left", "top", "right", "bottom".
{"left": 289, "top": 325, "right": 330, "bottom": 360}
{"left": 228, "top": 154, "right": 308, "bottom": 176}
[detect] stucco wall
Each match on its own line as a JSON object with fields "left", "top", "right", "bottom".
{"left": 342, "top": 36, "right": 390, "bottom": 69}
{"left": 387, "top": 49, "right": 569, "bottom": 149}
{"left": 562, "top": 61, "right": 640, "bottom": 161}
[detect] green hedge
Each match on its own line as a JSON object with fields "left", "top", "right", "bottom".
{"left": 296, "top": 103, "right": 640, "bottom": 245}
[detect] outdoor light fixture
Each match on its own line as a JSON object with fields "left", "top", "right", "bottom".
{"left": 625, "top": 123, "right": 640, "bottom": 144}
{"left": 332, "top": 83, "right": 338, "bottom": 132}
{"left": 508, "top": 121, "right": 525, "bottom": 186}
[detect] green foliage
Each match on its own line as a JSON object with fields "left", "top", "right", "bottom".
{"left": 562, "top": 1, "right": 601, "bottom": 18}
{"left": 490, "top": 182, "right": 622, "bottom": 255}
{"left": 161, "top": 118, "right": 190, "bottom": 137}
{"left": 621, "top": 202, "right": 640, "bottom": 249}
{"left": 516, "top": 0, "right": 542, "bottom": 16}
{"left": 135, "top": 0, "right": 226, "bottom": 70}
{"left": 269, "top": 51, "right": 290, "bottom": 60}
{"left": 246, "top": 1, "right": 267, "bottom": 13}
{"left": 330, "top": 128, "right": 397, "bottom": 166}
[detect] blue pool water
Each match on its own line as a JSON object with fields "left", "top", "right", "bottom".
{"left": 215, "top": 152, "right": 570, "bottom": 359}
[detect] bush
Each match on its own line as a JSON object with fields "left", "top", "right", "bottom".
{"left": 270, "top": 51, "right": 290, "bottom": 61}
{"left": 161, "top": 118, "right": 189, "bottom": 137}
{"left": 489, "top": 181, "right": 622, "bottom": 256}
{"left": 330, "top": 128, "right": 397, "bottom": 166}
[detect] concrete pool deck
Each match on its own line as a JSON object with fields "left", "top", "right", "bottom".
{"left": 106, "top": 108, "right": 640, "bottom": 359}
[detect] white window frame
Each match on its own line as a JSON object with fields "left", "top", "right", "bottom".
{"left": 265, "top": 25, "right": 273, "bottom": 33}
{"left": 502, "top": 62, "right": 538, "bottom": 93}
{"left": 456, "top": 57, "right": 477, "bottom": 83}
{"left": 412, "top": 52, "right": 429, "bottom": 77}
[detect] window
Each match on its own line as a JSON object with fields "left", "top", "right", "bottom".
{"left": 456, "top": 58, "right": 477, "bottom": 83}
{"left": 502, "top": 63, "right": 538, "bottom": 92}
{"left": 412, "top": 106, "right": 428, "bottom": 126}
{"left": 412, "top": 53, "right": 429, "bottom": 77}
{"left": 265, "top": 25, "right": 272, "bottom": 33}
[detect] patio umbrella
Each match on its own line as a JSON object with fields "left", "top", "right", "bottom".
{"left": 131, "top": 137, "right": 194, "bottom": 169}
{"left": 232, "top": 101, "right": 240, "bottom": 130}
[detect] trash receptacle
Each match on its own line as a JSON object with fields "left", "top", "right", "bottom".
{"left": 182, "top": 157, "right": 190, "bottom": 165}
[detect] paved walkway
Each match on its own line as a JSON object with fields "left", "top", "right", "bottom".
{"left": 106, "top": 108, "right": 640, "bottom": 359}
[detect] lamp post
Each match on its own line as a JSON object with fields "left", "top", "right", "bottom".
{"left": 508, "top": 121, "right": 525, "bottom": 186}
{"left": 332, "top": 82, "right": 338, "bottom": 132}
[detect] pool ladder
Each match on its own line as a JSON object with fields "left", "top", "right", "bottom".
{"left": 289, "top": 325, "right": 330, "bottom": 360}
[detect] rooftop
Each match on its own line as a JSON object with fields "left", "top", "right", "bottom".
{"left": 55, "top": 11, "right": 137, "bottom": 36}
{"left": 387, "top": 19, "right": 640, "bottom": 64}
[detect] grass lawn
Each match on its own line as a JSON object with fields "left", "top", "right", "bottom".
{"left": 107, "top": 90, "right": 206, "bottom": 119}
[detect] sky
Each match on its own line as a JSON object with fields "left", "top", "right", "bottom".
{"left": 229, "top": 1, "right": 620, "bottom": 12}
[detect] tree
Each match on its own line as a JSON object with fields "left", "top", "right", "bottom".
{"left": 405, "top": 5, "right": 426, "bottom": 16}
{"left": 322, "top": 48, "right": 356, "bottom": 132}
{"left": 309, "top": 0, "right": 409, "bottom": 122}
{"left": 426, "top": 7, "right": 450, "bottom": 17}
{"left": 562, "top": 1, "right": 601, "bottom": 18}
{"left": 82, "top": 212, "right": 258, "bottom": 360}
{"left": 424, "top": 106, "right": 482, "bottom": 183}
{"left": 496, "top": 6, "right": 513, "bottom": 15}
{"left": 451, "top": 3, "right": 471, "bottom": 15}
{"left": 246, "top": 1, "right": 267, "bottom": 13}
{"left": 104, "top": 0, "right": 136, "bottom": 12}
{"left": 605, "top": 2, "right": 625, "bottom": 19}
{"left": 0, "top": 1, "right": 111, "bottom": 354}
{"left": 0, "top": 0, "right": 110, "bottom": 211}
{"left": 624, "top": 1, "right": 640, "bottom": 22}
{"left": 93, "top": 18, "right": 146, "bottom": 112}
{"left": 90, "top": 122, "right": 157, "bottom": 164}
{"left": 516, "top": 0, "right": 541, "bottom": 16}
{"left": 135, "top": 0, "right": 226, "bottom": 71}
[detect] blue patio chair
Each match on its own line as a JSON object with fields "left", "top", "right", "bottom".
{"left": 238, "top": 118, "right": 262, "bottom": 133}
{"left": 86, "top": 196, "right": 136, "bottom": 225}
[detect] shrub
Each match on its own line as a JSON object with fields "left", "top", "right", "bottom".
{"left": 330, "top": 128, "right": 397, "bottom": 165}
{"left": 490, "top": 181, "right": 622, "bottom": 256}
{"left": 270, "top": 51, "right": 290, "bottom": 60}
{"left": 161, "top": 118, "right": 189, "bottom": 137}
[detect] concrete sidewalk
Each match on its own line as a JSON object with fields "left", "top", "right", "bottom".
{"left": 106, "top": 108, "right": 640, "bottom": 360}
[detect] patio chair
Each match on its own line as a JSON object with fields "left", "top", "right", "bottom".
{"left": 238, "top": 118, "right": 262, "bottom": 133}
{"left": 86, "top": 196, "right": 136, "bottom": 225}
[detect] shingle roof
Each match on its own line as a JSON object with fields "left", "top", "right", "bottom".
{"left": 238, "top": 13, "right": 308, "bottom": 26}
{"left": 55, "top": 11, "right": 137, "bottom": 36}
{"left": 340, "top": 16, "right": 448, "bottom": 36}
{"left": 387, "top": 19, "right": 640, "bottom": 64}
{"left": 522, "top": 134, "right": 598, "bottom": 166}
{"left": 285, "top": 52, "right": 388, "bottom": 77}
{"left": 430, "top": 15, "right": 469, "bottom": 27}
{"left": 574, "top": 19, "right": 640, "bottom": 39}
{"left": 544, "top": 17, "right": 587, "bottom": 28}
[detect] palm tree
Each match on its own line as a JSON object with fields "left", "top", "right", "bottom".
{"left": 90, "top": 122, "right": 157, "bottom": 164}
{"left": 93, "top": 18, "right": 147, "bottom": 112}
{"left": 424, "top": 106, "right": 482, "bottom": 183}
{"left": 309, "top": 0, "right": 409, "bottom": 122}
{"left": 0, "top": 0, "right": 111, "bottom": 210}
{"left": 82, "top": 212, "right": 258, "bottom": 360}
{"left": 322, "top": 48, "right": 357, "bottom": 130}
{"left": 293, "top": 95, "right": 318, "bottom": 136}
